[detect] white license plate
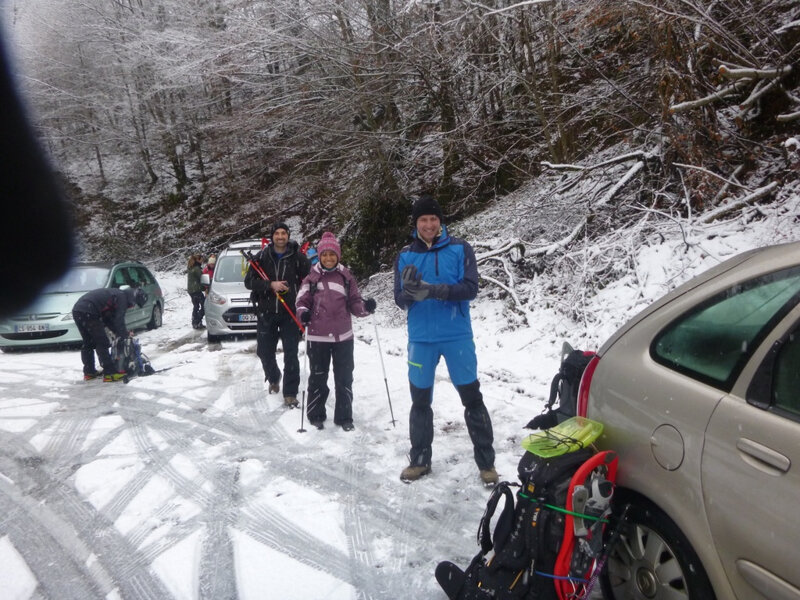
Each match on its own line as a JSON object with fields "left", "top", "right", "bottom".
{"left": 15, "top": 323, "right": 49, "bottom": 333}
{"left": 238, "top": 314, "right": 257, "bottom": 322}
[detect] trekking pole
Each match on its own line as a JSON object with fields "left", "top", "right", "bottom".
{"left": 582, "top": 503, "right": 630, "bottom": 597}
{"left": 240, "top": 249, "right": 305, "bottom": 334}
{"left": 373, "top": 316, "right": 397, "bottom": 428}
{"left": 298, "top": 329, "right": 308, "bottom": 433}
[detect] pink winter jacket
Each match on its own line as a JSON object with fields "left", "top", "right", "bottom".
{"left": 295, "top": 263, "right": 370, "bottom": 343}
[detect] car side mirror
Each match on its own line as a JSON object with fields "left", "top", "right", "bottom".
{"left": 201, "top": 274, "right": 210, "bottom": 286}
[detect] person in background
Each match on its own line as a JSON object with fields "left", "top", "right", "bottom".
{"left": 202, "top": 254, "right": 216, "bottom": 294}
{"left": 295, "top": 232, "right": 376, "bottom": 431}
{"left": 203, "top": 254, "right": 216, "bottom": 279}
{"left": 187, "top": 253, "right": 205, "bottom": 329}
{"left": 393, "top": 194, "right": 497, "bottom": 485}
{"left": 72, "top": 287, "right": 147, "bottom": 382}
{"left": 244, "top": 223, "right": 311, "bottom": 407}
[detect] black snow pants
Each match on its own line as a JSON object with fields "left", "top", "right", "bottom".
{"left": 188, "top": 291, "right": 205, "bottom": 327}
{"left": 409, "top": 380, "right": 495, "bottom": 470}
{"left": 256, "top": 311, "right": 301, "bottom": 398}
{"left": 72, "top": 309, "right": 115, "bottom": 374}
{"left": 306, "top": 338, "right": 354, "bottom": 426}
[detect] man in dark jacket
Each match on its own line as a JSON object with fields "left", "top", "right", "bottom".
{"left": 72, "top": 287, "right": 147, "bottom": 382}
{"left": 393, "top": 195, "right": 497, "bottom": 485}
{"left": 244, "top": 222, "right": 311, "bottom": 406}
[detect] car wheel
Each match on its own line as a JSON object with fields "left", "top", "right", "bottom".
{"left": 147, "top": 303, "right": 162, "bottom": 330}
{"left": 601, "top": 499, "right": 715, "bottom": 600}
{"left": 207, "top": 333, "right": 221, "bottom": 344}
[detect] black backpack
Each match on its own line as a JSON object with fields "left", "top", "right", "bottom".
{"left": 112, "top": 336, "right": 155, "bottom": 378}
{"left": 436, "top": 448, "right": 617, "bottom": 600}
{"left": 526, "top": 345, "right": 596, "bottom": 431}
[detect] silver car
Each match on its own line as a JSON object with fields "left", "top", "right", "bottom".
{"left": 579, "top": 241, "right": 800, "bottom": 600}
{"left": 203, "top": 239, "right": 265, "bottom": 343}
{"left": 0, "top": 261, "right": 164, "bottom": 351}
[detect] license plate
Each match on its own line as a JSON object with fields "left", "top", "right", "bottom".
{"left": 238, "top": 314, "right": 257, "bottom": 322}
{"left": 15, "top": 323, "right": 49, "bottom": 333}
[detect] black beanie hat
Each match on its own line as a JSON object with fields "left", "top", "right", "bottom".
{"left": 270, "top": 222, "right": 289, "bottom": 238}
{"left": 411, "top": 194, "right": 443, "bottom": 223}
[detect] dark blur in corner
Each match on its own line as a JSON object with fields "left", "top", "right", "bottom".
{"left": 0, "top": 30, "right": 74, "bottom": 316}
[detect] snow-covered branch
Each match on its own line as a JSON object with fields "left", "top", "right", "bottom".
{"left": 596, "top": 161, "right": 645, "bottom": 207}
{"left": 698, "top": 182, "right": 779, "bottom": 224}
{"left": 718, "top": 65, "right": 792, "bottom": 80}
{"left": 673, "top": 162, "right": 751, "bottom": 190}
{"left": 669, "top": 81, "right": 749, "bottom": 113}
{"left": 541, "top": 151, "right": 647, "bottom": 173}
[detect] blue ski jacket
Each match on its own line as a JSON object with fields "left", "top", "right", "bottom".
{"left": 393, "top": 225, "right": 479, "bottom": 343}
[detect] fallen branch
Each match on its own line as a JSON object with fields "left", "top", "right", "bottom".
{"left": 777, "top": 111, "right": 800, "bottom": 123}
{"left": 670, "top": 81, "right": 749, "bottom": 113}
{"left": 719, "top": 65, "right": 792, "bottom": 80}
{"left": 698, "top": 182, "right": 779, "bottom": 224}
{"left": 673, "top": 162, "right": 751, "bottom": 191}
{"left": 596, "top": 161, "right": 644, "bottom": 207}
{"left": 541, "top": 151, "right": 647, "bottom": 173}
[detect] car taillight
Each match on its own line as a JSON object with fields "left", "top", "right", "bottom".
{"left": 576, "top": 354, "right": 600, "bottom": 417}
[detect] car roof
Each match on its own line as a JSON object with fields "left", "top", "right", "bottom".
{"left": 73, "top": 260, "right": 148, "bottom": 269}
{"left": 221, "top": 239, "right": 266, "bottom": 254}
{"left": 598, "top": 241, "right": 800, "bottom": 355}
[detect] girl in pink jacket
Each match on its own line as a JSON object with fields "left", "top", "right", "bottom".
{"left": 295, "top": 232, "right": 376, "bottom": 431}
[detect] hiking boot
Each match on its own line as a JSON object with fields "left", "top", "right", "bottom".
{"left": 103, "top": 371, "right": 126, "bottom": 382}
{"left": 400, "top": 464, "right": 431, "bottom": 482}
{"left": 83, "top": 371, "right": 101, "bottom": 381}
{"left": 479, "top": 467, "right": 499, "bottom": 485}
{"left": 268, "top": 383, "right": 280, "bottom": 394}
{"left": 310, "top": 420, "right": 324, "bottom": 430}
{"left": 284, "top": 396, "right": 299, "bottom": 407}
{"left": 341, "top": 422, "right": 355, "bottom": 432}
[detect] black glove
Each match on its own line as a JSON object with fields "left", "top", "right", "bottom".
{"left": 250, "top": 278, "right": 268, "bottom": 294}
{"left": 524, "top": 411, "right": 558, "bottom": 431}
{"left": 300, "top": 311, "right": 311, "bottom": 324}
{"left": 400, "top": 264, "right": 420, "bottom": 288}
{"left": 402, "top": 279, "right": 448, "bottom": 302}
{"left": 364, "top": 298, "right": 377, "bottom": 313}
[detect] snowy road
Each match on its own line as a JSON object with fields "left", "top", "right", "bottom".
{"left": 1, "top": 272, "right": 565, "bottom": 599}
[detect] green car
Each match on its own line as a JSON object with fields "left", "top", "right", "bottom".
{"left": 0, "top": 261, "right": 164, "bottom": 351}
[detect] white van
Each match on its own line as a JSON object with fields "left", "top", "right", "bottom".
{"left": 202, "top": 239, "right": 266, "bottom": 343}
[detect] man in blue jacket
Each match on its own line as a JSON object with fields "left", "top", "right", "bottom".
{"left": 393, "top": 195, "right": 497, "bottom": 484}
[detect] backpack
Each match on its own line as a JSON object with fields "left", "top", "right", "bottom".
{"left": 112, "top": 336, "right": 155, "bottom": 379}
{"left": 436, "top": 447, "right": 617, "bottom": 600}
{"left": 526, "top": 344, "right": 596, "bottom": 431}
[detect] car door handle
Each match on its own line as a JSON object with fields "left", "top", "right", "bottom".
{"left": 736, "top": 438, "right": 791, "bottom": 474}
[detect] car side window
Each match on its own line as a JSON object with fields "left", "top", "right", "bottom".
{"left": 135, "top": 267, "right": 154, "bottom": 285}
{"left": 773, "top": 330, "right": 799, "bottom": 417}
{"left": 652, "top": 266, "right": 800, "bottom": 391}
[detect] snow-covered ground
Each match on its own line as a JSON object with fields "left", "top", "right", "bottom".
{"left": 1, "top": 200, "right": 798, "bottom": 599}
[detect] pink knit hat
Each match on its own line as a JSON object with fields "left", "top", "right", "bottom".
{"left": 316, "top": 232, "right": 341, "bottom": 260}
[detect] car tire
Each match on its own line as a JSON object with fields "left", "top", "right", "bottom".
{"left": 601, "top": 498, "right": 716, "bottom": 600}
{"left": 207, "top": 333, "right": 221, "bottom": 344}
{"left": 147, "top": 303, "right": 162, "bottom": 330}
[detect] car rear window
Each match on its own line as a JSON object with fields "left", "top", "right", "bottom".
{"left": 44, "top": 266, "right": 111, "bottom": 293}
{"left": 652, "top": 265, "right": 800, "bottom": 391}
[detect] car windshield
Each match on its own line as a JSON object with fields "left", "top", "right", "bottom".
{"left": 214, "top": 255, "right": 252, "bottom": 283}
{"left": 43, "top": 266, "right": 111, "bottom": 294}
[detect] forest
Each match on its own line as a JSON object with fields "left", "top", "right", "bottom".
{"left": 6, "top": 0, "right": 800, "bottom": 277}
